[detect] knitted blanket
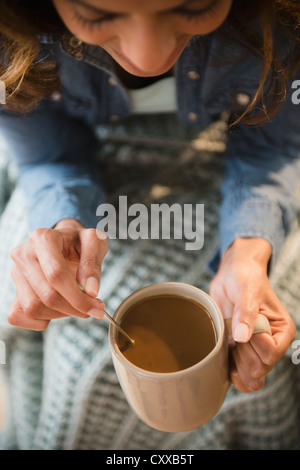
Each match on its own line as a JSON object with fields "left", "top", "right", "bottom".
{"left": 0, "top": 114, "right": 300, "bottom": 450}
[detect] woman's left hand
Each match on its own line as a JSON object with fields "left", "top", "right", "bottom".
{"left": 209, "top": 237, "right": 295, "bottom": 393}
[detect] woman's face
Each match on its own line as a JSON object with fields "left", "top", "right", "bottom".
{"left": 53, "top": 0, "right": 233, "bottom": 77}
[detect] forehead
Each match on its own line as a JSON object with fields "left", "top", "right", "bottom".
{"left": 73, "top": 0, "right": 201, "bottom": 13}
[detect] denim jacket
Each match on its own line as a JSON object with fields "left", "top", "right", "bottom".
{"left": 0, "top": 32, "right": 299, "bottom": 272}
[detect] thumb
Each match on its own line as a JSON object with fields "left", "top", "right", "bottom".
{"left": 232, "top": 296, "right": 260, "bottom": 343}
{"left": 77, "top": 229, "right": 108, "bottom": 298}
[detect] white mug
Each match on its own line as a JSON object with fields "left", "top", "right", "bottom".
{"left": 109, "top": 282, "right": 271, "bottom": 433}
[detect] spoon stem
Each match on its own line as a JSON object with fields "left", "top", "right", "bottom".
{"left": 103, "top": 309, "right": 135, "bottom": 346}
{"left": 77, "top": 282, "right": 134, "bottom": 346}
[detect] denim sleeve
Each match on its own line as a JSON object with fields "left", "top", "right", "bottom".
{"left": 0, "top": 101, "right": 106, "bottom": 231}
{"left": 218, "top": 84, "right": 300, "bottom": 273}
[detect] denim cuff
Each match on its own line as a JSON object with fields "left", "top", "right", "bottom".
{"left": 207, "top": 198, "right": 285, "bottom": 276}
{"left": 25, "top": 181, "right": 107, "bottom": 231}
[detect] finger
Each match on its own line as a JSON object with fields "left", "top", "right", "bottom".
{"left": 31, "top": 230, "right": 106, "bottom": 316}
{"left": 11, "top": 255, "right": 91, "bottom": 319}
{"left": 10, "top": 265, "right": 71, "bottom": 321}
{"left": 231, "top": 345, "right": 266, "bottom": 393}
{"left": 251, "top": 300, "right": 296, "bottom": 363}
{"left": 230, "top": 365, "right": 265, "bottom": 394}
{"left": 231, "top": 293, "right": 260, "bottom": 343}
{"left": 76, "top": 229, "right": 108, "bottom": 297}
{"left": 250, "top": 327, "right": 294, "bottom": 368}
{"left": 234, "top": 341, "right": 272, "bottom": 379}
{"left": 228, "top": 352, "right": 251, "bottom": 393}
{"left": 8, "top": 297, "right": 50, "bottom": 331}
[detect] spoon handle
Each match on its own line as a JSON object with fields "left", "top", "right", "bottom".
{"left": 103, "top": 309, "right": 135, "bottom": 346}
{"left": 77, "top": 281, "right": 134, "bottom": 346}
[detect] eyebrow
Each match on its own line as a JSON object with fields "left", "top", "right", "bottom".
{"left": 68, "top": 0, "right": 218, "bottom": 15}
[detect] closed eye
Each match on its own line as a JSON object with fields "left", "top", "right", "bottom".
{"left": 71, "top": 0, "right": 222, "bottom": 31}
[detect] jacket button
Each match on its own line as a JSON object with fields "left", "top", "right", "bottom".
{"left": 69, "top": 36, "right": 82, "bottom": 49}
{"left": 187, "top": 71, "right": 200, "bottom": 80}
{"left": 235, "top": 92, "right": 250, "bottom": 106}
{"left": 188, "top": 112, "right": 198, "bottom": 122}
{"left": 61, "top": 33, "right": 84, "bottom": 59}
{"left": 108, "top": 77, "right": 118, "bottom": 86}
{"left": 51, "top": 91, "right": 62, "bottom": 102}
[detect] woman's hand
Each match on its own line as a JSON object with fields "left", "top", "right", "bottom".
{"left": 209, "top": 238, "right": 295, "bottom": 393}
{"left": 8, "top": 218, "right": 108, "bottom": 331}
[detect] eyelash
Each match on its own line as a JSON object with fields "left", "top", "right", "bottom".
{"left": 73, "top": 10, "right": 117, "bottom": 30}
{"left": 73, "top": 1, "right": 220, "bottom": 31}
{"left": 176, "top": 2, "right": 220, "bottom": 22}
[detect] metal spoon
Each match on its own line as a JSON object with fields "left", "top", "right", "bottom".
{"left": 77, "top": 283, "right": 134, "bottom": 347}
{"left": 102, "top": 308, "right": 135, "bottom": 347}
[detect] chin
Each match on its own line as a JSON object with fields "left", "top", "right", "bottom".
{"left": 122, "top": 65, "right": 172, "bottom": 77}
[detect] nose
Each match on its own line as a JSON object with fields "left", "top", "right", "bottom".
{"left": 119, "top": 15, "right": 178, "bottom": 73}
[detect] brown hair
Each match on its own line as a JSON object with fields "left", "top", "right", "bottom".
{"left": 0, "top": 0, "right": 300, "bottom": 125}
{"left": 0, "top": 1, "right": 64, "bottom": 112}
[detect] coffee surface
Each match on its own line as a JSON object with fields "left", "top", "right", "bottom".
{"left": 117, "top": 294, "right": 217, "bottom": 373}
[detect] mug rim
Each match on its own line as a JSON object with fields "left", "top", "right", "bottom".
{"left": 109, "top": 282, "right": 225, "bottom": 378}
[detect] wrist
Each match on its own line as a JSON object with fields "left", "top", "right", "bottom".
{"left": 223, "top": 237, "right": 272, "bottom": 270}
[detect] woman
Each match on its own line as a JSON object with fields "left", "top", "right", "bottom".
{"left": 0, "top": 0, "right": 299, "bottom": 448}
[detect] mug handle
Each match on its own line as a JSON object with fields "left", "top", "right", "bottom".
{"left": 225, "top": 314, "right": 272, "bottom": 343}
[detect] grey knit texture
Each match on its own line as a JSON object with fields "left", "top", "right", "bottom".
{"left": 0, "top": 114, "right": 299, "bottom": 449}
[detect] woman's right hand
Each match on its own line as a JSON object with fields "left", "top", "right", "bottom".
{"left": 8, "top": 218, "right": 108, "bottom": 331}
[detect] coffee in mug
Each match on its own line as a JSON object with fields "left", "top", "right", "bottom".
{"left": 117, "top": 294, "right": 217, "bottom": 373}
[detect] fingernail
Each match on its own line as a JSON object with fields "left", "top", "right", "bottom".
{"left": 85, "top": 277, "right": 99, "bottom": 297}
{"left": 88, "top": 307, "right": 105, "bottom": 319}
{"left": 234, "top": 323, "right": 250, "bottom": 343}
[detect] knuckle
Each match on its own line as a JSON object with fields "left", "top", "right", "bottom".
{"left": 7, "top": 309, "right": 19, "bottom": 326}
{"left": 10, "top": 244, "right": 24, "bottom": 262}
{"left": 10, "top": 243, "right": 33, "bottom": 269}
{"left": 7, "top": 300, "right": 50, "bottom": 331}
{"left": 22, "top": 298, "right": 43, "bottom": 318}
{"left": 41, "top": 288, "right": 58, "bottom": 309}
{"left": 30, "top": 228, "right": 53, "bottom": 243}
{"left": 45, "top": 262, "right": 64, "bottom": 284}
{"left": 85, "top": 228, "right": 101, "bottom": 240}
{"left": 85, "top": 228, "right": 97, "bottom": 237}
